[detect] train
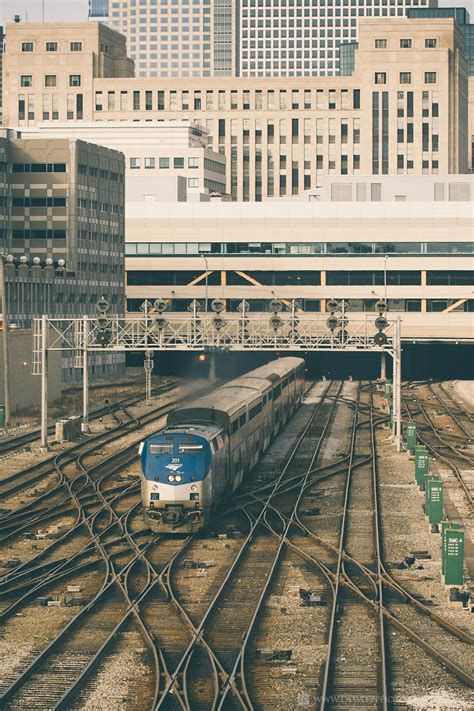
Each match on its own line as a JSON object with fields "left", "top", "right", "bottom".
{"left": 140, "top": 357, "right": 306, "bottom": 533}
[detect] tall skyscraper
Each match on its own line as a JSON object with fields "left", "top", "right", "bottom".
{"left": 100, "top": 1, "right": 437, "bottom": 78}
{"left": 240, "top": 0, "right": 436, "bottom": 77}
{"left": 104, "top": 0, "right": 238, "bottom": 78}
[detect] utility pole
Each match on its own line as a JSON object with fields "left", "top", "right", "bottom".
{"left": 0, "top": 255, "right": 11, "bottom": 428}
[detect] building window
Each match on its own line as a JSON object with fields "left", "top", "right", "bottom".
{"left": 375, "top": 39, "right": 387, "bottom": 49}
{"left": 159, "top": 157, "right": 170, "bottom": 169}
{"left": 20, "top": 75, "right": 32, "bottom": 87}
{"left": 425, "top": 38, "right": 437, "bottom": 48}
{"left": 188, "top": 178, "right": 198, "bottom": 188}
{"left": 425, "top": 72, "right": 437, "bottom": 84}
{"left": 399, "top": 72, "right": 411, "bottom": 84}
{"left": 130, "top": 157, "right": 141, "bottom": 169}
{"left": 400, "top": 39, "right": 412, "bottom": 49}
{"left": 45, "top": 42, "right": 58, "bottom": 52}
{"left": 374, "top": 72, "right": 387, "bottom": 85}
{"left": 69, "top": 75, "right": 81, "bottom": 87}
{"left": 21, "top": 42, "right": 34, "bottom": 52}
{"left": 174, "top": 157, "right": 184, "bottom": 169}
{"left": 145, "top": 157, "right": 155, "bottom": 169}
{"left": 44, "top": 75, "right": 57, "bottom": 87}
{"left": 188, "top": 157, "right": 199, "bottom": 168}
{"left": 70, "top": 42, "right": 83, "bottom": 52}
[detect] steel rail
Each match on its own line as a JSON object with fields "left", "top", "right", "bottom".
{"left": 402, "top": 387, "right": 473, "bottom": 510}
{"left": 154, "top": 380, "right": 339, "bottom": 708}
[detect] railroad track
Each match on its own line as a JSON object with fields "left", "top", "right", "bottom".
{"left": 402, "top": 383, "right": 474, "bottom": 510}
{"left": 0, "top": 380, "right": 177, "bottom": 458}
{"left": 1, "top": 380, "right": 472, "bottom": 710}
{"left": 152, "top": 379, "right": 342, "bottom": 708}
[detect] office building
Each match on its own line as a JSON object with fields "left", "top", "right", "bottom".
{"left": 124, "top": 174, "right": 474, "bottom": 342}
{"left": 104, "top": 0, "right": 238, "bottom": 78}
{"left": 2, "top": 17, "right": 469, "bottom": 201}
{"left": 0, "top": 129, "right": 126, "bottom": 380}
{"left": 98, "top": 1, "right": 437, "bottom": 79}
{"left": 239, "top": 0, "right": 435, "bottom": 77}
{"left": 23, "top": 120, "right": 227, "bottom": 198}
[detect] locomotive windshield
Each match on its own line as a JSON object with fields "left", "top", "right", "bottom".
{"left": 142, "top": 433, "right": 210, "bottom": 483}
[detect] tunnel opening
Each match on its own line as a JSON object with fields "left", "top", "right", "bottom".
{"left": 126, "top": 343, "right": 473, "bottom": 382}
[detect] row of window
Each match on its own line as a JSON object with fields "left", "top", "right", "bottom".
{"left": 126, "top": 298, "right": 474, "bottom": 315}
{"left": 125, "top": 242, "right": 473, "bottom": 257}
{"left": 77, "top": 199, "right": 122, "bottom": 214}
{"left": 126, "top": 270, "right": 473, "bottom": 288}
{"left": 130, "top": 156, "right": 200, "bottom": 169}
{"left": 11, "top": 163, "right": 67, "bottom": 173}
{"left": 20, "top": 74, "right": 82, "bottom": 88}
{"left": 12, "top": 197, "right": 66, "bottom": 208}
{"left": 375, "top": 71, "right": 437, "bottom": 85}
{"left": 78, "top": 165, "right": 123, "bottom": 182}
{"left": 375, "top": 37, "right": 438, "bottom": 49}
{"left": 95, "top": 87, "right": 361, "bottom": 112}
{"left": 21, "top": 41, "right": 83, "bottom": 52}
{"left": 12, "top": 229, "right": 66, "bottom": 240}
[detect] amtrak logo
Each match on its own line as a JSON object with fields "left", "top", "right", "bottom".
{"left": 165, "top": 462, "right": 183, "bottom": 472}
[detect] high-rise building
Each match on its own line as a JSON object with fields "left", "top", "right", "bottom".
{"left": 2, "top": 17, "right": 470, "bottom": 201}
{"left": 104, "top": 0, "right": 238, "bottom": 78}
{"left": 240, "top": 0, "right": 436, "bottom": 77}
{"left": 0, "top": 128, "right": 126, "bottom": 381}
{"left": 100, "top": 1, "right": 436, "bottom": 79}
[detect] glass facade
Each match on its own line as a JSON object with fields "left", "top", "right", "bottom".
{"left": 89, "top": 0, "right": 109, "bottom": 18}
{"left": 407, "top": 7, "right": 474, "bottom": 74}
{"left": 125, "top": 242, "right": 474, "bottom": 256}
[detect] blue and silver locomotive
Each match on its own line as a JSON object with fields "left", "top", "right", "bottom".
{"left": 140, "top": 357, "right": 305, "bottom": 532}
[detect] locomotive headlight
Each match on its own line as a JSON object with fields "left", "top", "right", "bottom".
{"left": 168, "top": 474, "right": 175, "bottom": 482}
{"left": 191, "top": 485, "right": 197, "bottom": 491}
{"left": 175, "top": 475, "right": 182, "bottom": 482}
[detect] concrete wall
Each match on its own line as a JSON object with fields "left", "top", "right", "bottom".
{"left": 0, "top": 330, "right": 62, "bottom": 413}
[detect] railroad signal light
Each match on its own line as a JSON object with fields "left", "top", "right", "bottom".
{"left": 375, "top": 316, "right": 388, "bottom": 331}
{"left": 326, "top": 315, "right": 338, "bottom": 331}
{"left": 212, "top": 316, "right": 227, "bottom": 330}
{"left": 269, "top": 299, "right": 283, "bottom": 313}
{"left": 375, "top": 299, "right": 387, "bottom": 314}
{"left": 153, "top": 298, "right": 168, "bottom": 313}
{"left": 211, "top": 298, "right": 226, "bottom": 313}
{"left": 154, "top": 317, "right": 168, "bottom": 330}
{"left": 96, "top": 332, "right": 111, "bottom": 348}
{"left": 373, "top": 331, "right": 388, "bottom": 346}
{"left": 188, "top": 299, "right": 202, "bottom": 312}
{"left": 326, "top": 299, "right": 339, "bottom": 313}
{"left": 237, "top": 300, "right": 250, "bottom": 312}
{"left": 270, "top": 315, "right": 283, "bottom": 330}
{"left": 96, "top": 297, "right": 109, "bottom": 314}
{"left": 96, "top": 316, "right": 110, "bottom": 331}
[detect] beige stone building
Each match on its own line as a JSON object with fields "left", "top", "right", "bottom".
{"left": 2, "top": 17, "right": 470, "bottom": 201}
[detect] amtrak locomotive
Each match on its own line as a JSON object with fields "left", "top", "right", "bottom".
{"left": 140, "top": 357, "right": 305, "bottom": 532}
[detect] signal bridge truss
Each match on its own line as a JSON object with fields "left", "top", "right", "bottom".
{"left": 33, "top": 310, "right": 402, "bottom": 451}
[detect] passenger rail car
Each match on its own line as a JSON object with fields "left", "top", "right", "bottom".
{"left": 140, "top": 357, "right": 305, "bottom": 532}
